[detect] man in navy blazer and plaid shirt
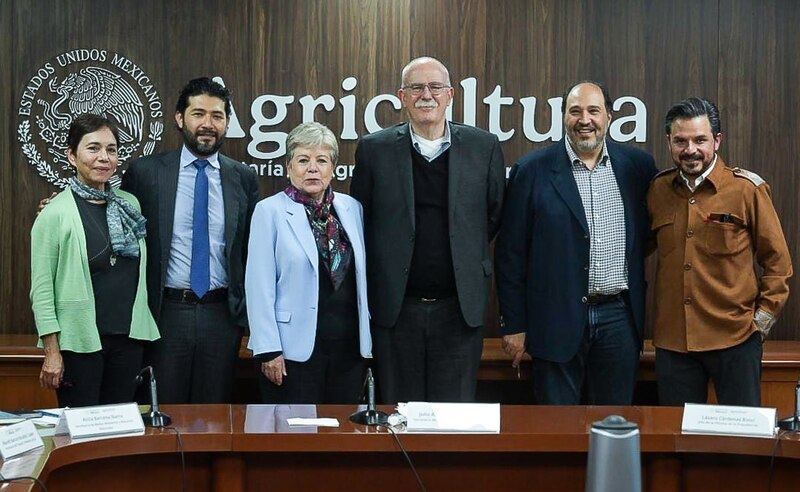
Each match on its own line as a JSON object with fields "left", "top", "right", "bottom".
{"left": 495, "top": 81, "right": 657, "bottom": 405}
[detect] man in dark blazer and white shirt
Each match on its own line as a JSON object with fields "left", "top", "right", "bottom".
{"left": 351, "top": 57, "right": 505, "bottom": 403}
{"left": 122, "top": 78, "right": 259, "bottom": 403}
{"left": 495, "top": 81, "right": 657, "bottom": 405}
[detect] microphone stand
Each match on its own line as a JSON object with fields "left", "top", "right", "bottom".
{"left": 350, "top": 368, "right": 389, "bottom": 425}
{"left": 777, "top": 376, "right": 800, "bottom": 431}
{"left": 136, "top": 366, "right": 172, "bottom": 427}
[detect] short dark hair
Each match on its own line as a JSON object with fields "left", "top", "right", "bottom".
{"left": 561, "top": 80, "right": 613, "bottom": 114}
{"left": 175, "top": 77, "right": 232, "bottom": 117}
{"left": 664, "top": 97, "right": 721, "bottom": 135}
{"left": 67, "top": 114, "right": 119, "bottom": 152}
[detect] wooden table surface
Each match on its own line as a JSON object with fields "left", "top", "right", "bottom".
{"left": 1, "top": 404, "right": 800, "bottom": 491}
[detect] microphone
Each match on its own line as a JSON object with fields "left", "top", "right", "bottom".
{"left": 778, "top": 374, "right": 800, "bottom": 431}
{"left": 349, "top": 368, "right": 389, "bottom": 425}
{"left": 135, "top": 366, "right": 172, "bottom": 427}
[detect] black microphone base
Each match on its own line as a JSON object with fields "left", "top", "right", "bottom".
{"left": 142, "top": 411, "right": 172, "bottom": 428}
{"left": 349, "top": 409, "right": 389, "bottom": 426}
{"left": 778, "top": 416, "right": 800, "bottom": 431}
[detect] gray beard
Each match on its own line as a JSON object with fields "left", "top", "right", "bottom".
{"left": 567, "top": 132, "right": 604, "bottom": 155}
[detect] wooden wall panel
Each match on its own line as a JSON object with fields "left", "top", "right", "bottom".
{"left": 642, "top": 0, "right": 720, "bottom": 168}
{"left": 485, "top": 0, "right": 585, "bottom": 160}
{"left": 248, "top": 0, "right": 415, "bottom": 198}
{"left": 0, "top": 1, "right": 13, "bottom": 341}
{"left": 1, "top": 0, "right": 798, "bottom": 341}
{"left": 718, "top": 0, "right": 800, "bottom": 340}
{"left": 9, "top": 0, "right": 74, "bottom": 332}
{"left": 156, "top": 0, "right": 254, "bottom": 156}
{"left": 8, "top": 0, "right": 173, "bottom": 332}
{"left": 639, "top": 0, "right": 721, "bottom": 333}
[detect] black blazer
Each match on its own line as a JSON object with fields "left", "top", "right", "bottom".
{"left": 495, "top": 141, "right": 657, "bottom": 363}
{"left": 121, "top": 149, "right": 260, "bottom": 327}
{"left": 350, "top": 122, "right": 506, "bottom": 328}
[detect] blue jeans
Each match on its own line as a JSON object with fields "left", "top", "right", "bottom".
{"left": 533, "top": 297, "right": 639, "bottom": 405}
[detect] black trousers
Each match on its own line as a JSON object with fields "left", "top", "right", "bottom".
{"left": 371, "top": 297, "right": 483, "bottom": 404}
{"left": 257, "top": 338, "right": 366, "bottom": 404}
{"left": 656, "top": 333, "right": 763, "bottom": 407}
{"left": 57, "top": 335, "right": 144, "bottom": 408}
{"left": 148, "top": 298, "right": 243, "bottom": 404}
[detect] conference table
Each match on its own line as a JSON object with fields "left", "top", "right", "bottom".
{"left": 1, "top": 405, "right": 799, "bottom": 492}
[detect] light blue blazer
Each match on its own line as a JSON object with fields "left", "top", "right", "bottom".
{"left": 245, "top": 191, "right": 371, "bottom": 362}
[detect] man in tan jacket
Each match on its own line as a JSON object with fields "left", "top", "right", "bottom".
{"left": 648, "top": 97, "right": 792, "bottom": 407}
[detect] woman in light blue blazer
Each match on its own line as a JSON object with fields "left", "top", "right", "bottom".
{"left": 246, "top": 122, "right": 371, "bottom": 403}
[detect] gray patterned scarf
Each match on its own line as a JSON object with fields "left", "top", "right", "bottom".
{"left": 69, "top": 177, "right": 147, "bottom": 257}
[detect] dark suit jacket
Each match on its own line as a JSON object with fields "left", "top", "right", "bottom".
{"left": 121, "top": 149, "right": 260, "bottom": 327}
{"left": 350, "top": 122, "right": 506, "bottom": 328}
{"left": 495, "top": 141, "right": 657, "bottom": 363}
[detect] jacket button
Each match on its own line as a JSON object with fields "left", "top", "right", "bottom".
{"left": 689, "top": 197, "right": 697, "bottom": 204}
{"left": 581, "top": 296, "right": 588, "bottom": 303}
{"left": 686, "top": 230, "right": 694, "bottom": 238}
{"left": 684, "top": 263, "right": 692, "bottom": 271}
{"left": 584, "top": 265, "right": 589, "bottom": 271}
{"left": 684, "top": 297, "right": 692, "bottom": 305}
{"left": 403, "top": 268, "right": 409, "bottom": 275}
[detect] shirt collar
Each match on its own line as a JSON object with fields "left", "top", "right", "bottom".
{"left": 679, "top": 154, "right": 717, "bottom": 192}
{"left": 565, "top": 137, "right": 610, "bottom": 169}
{"left": 180, "top": 145, "right": 220, "bottom": 169}
{"left": 410, "top": 122, "right": 451, "bottom": 160}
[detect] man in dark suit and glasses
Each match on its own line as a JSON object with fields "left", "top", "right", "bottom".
{"left": 122, "top": 78, "right": 259, "bottom": 403}
{"left": 495, "top": 81, "right": 657, "bottom": 405}
{"left": 351, "top": 57, "right": 506, "bottom": 403}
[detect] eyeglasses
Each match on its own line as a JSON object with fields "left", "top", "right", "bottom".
{"left": 402, "top": 83, "right": 451, "bottom": 95}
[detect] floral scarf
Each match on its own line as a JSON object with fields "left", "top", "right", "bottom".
{"left": 284, "top": 184, "right": 352, "bottom": 290}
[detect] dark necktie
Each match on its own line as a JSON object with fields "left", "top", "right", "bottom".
{"left": 190, "top": 159, "right": 210, "bottom": 298}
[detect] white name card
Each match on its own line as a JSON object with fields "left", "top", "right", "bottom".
{"left": 64, "top": 403, "right": 145, "bottom": 440}
{"left": 402, "top": 402, "right": 500, "bottom": 433}
{"left": 0, "top": 420, "right": 44, "bottom": 459}
{"left": 681, "top": 403, "right": 776, "bottom": 437}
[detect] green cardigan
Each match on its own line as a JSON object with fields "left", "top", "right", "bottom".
{"left": 30, "top": 189, "right": 160, "bottom": 352}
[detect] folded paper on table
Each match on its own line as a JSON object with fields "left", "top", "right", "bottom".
{"left": 681, "top": 403, "right": 776, "bottom": 437}
{"left": 287, "top": 417, "right": 339, "bottom": 427}
{"left": 62, "top": 403, "right": 145, "bottom": 440}
{"left": 400, "top": 402, "right": 500, "bottom": 433}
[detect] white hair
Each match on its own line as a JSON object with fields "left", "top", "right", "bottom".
{"left": 400, "top": 56, "right": 451, "bottom": 87}
{"left": 285, "top": 121, "right": 339, "bottom": 164}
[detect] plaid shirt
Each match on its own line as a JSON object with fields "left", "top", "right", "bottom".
{"left": 565, "top": 139, "right": 628, "bottom": 295}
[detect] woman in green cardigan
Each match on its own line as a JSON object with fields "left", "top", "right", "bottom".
{"left": 30, "top": 114, "right": 159, "bottom": 407}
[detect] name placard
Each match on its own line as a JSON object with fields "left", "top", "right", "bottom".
{"left": 0, "top": 420, "right": 44, "bottom": 459}
{"left": 64, "top": 403, "right": 145, "bottom": 440}
{"left": 402, "top": 402, "right": 500, "bottom": 433}
{"left": 681, "top": 403, "right": 776, "bottom": 437}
